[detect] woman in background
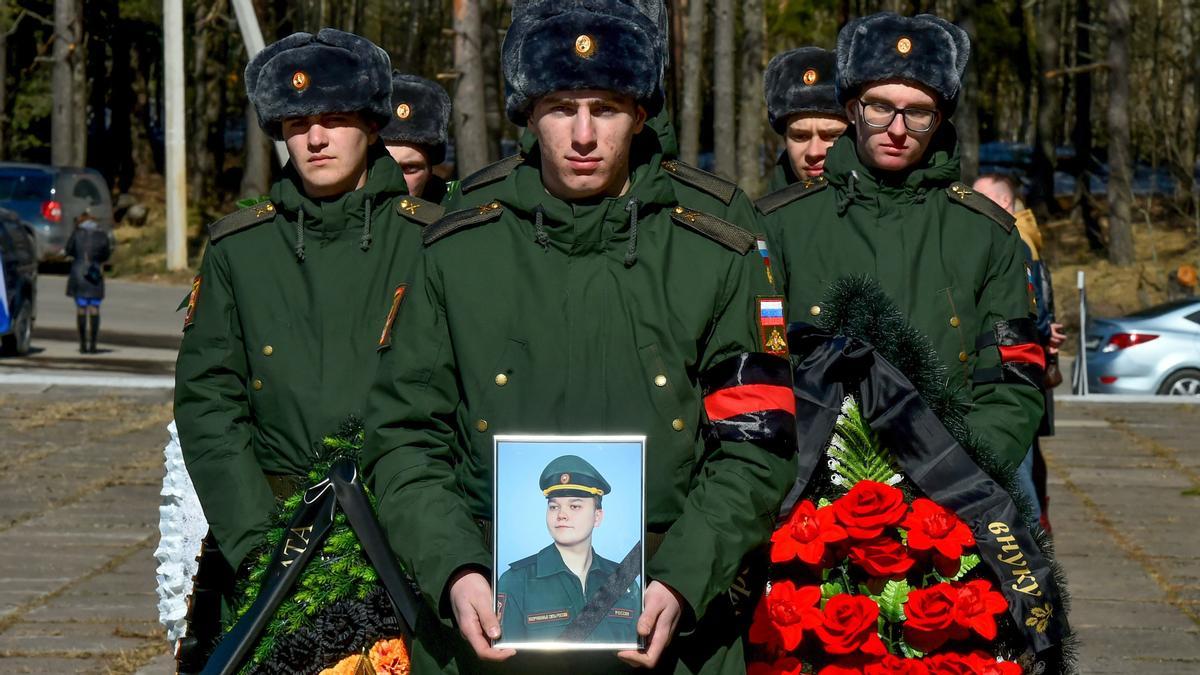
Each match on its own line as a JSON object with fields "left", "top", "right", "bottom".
{"left": 64, "top": 208, "right": 112, "bottom": 354}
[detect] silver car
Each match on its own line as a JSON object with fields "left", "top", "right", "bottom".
{"left": 0, "top": 163, "right": 115, "bottom": 262}
{"left": 1085, "top": 299, "right": 1200, "bottom": 396}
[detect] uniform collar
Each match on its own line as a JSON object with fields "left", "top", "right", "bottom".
{"left": 534, "top": 543, "right": 616, "bottom": 580}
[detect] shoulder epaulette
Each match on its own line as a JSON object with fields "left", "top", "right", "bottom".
{"left": 207, "top": 200, "right": 276, "bottom": 243}
{"left": 508, "top": 553, "right": 537, "bottom": 569}
{"left": 459, "top": 154, "right": 525, "bottom": 194}
{"left": 945, "top": 182, "right": 1016, "bottom": 234}
{"left": 422, "top": 201, "right": 505, "bottom": 246}
{"left": 661, "top": 159, "right": 737, "bottom": 205}
{"left": 669, "top": 206, "right": 756, "bottom": 254}
{"left": 754, "top": 176, "right": 829, "bottom": 215}
{"left": 394, "top": 196, "right": 444, "bottom": 226}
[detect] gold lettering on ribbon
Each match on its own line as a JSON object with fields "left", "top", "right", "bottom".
{"left": 987, "top": 522, "right": 1043, "bottom": 597}
{"left": 279, "top": 525, "right": 314, "bottom": 567}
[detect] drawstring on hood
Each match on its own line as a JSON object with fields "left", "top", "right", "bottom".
{"left": 533, "top": 206, "right": 550, "bottom": 250}
{"left": 624, "top": 198, "right": 640, "bottom": 267}
{"left": 294, "top": 209, "right": 306, "bottom": 262}
{"left": 837, "top": 170, "right": 861, "bottom": 216}
{"left": 360, "top": 195, "right": 374, "bottom": 251}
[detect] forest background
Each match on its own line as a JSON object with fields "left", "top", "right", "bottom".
{"left": 2, "top": 0, "right": 1198, "bottom": 321}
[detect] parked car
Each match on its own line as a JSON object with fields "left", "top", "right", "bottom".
{"left": 1085, "top": 299, "right": 1200, "bottom": 396}
{"left": 0, "top": 207, "right": 37, "bottom": 356}
{"left": 0, "top": 163, "right": 115, "bottom": 262}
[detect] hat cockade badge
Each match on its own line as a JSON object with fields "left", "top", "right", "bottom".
{"left": 575, "top": 34, "right": 596, "bottom": 59}
{"left": 396, "top": 103, "right": 411, "bottom": 120}
{"left": 291, "top": 70, "right": 310, "bottom": 91}
{"left": 803, "top": 68, "right": 819, "bottom": 86}
{"left": 896, "top": 37, "right": 913, "bottom": 56}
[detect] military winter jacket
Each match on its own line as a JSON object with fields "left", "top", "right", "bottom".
{"left": 364, "top": 140, "right": 796, "bottom": 674}
{"left": 174, "top": 145, "right": 439, "bottom": 570}
{"left": 758, "top": 127, "right": 1044, "bottom": 467}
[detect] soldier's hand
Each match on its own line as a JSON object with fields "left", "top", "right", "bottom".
{"left": 617, "top": 580, "right": 683, "bottom": 669}
{"left": 448, "top": 570, "right": 516, "bottom": 662}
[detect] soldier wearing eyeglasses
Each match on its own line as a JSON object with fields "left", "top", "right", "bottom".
{"left": 757, "top": 12, "right": 1045, "bottom": 470}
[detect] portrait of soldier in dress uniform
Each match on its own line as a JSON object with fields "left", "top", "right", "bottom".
{"left": 493, "top": 443, "right": 643, "bottom": 650}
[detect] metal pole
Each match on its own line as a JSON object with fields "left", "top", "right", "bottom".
{"left": 1077, "top": 270, "right": 1088, "bottom": 396}
{"left": 163, "top": 0, "right": 187, "bottom": 271}
{"left": 230, "top": 0, "right": 288, "bottom": 166}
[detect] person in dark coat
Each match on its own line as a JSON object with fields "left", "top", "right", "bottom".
{"left": 64, "top": 208, "right": 113, "bottom": 353}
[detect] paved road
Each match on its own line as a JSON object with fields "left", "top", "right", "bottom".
{"left": 0, "top": 391, "right": 1196, "bottom": 673}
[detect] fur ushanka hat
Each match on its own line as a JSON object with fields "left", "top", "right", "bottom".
{"left": 245, "top": 28, "right": 392, "bottom": 140}
{"left": 835, "top": 12, "right": 970, "bottom": 114}
{"left": 764, "top": 47, "right": 844, "bottom": 135}
{"left": 501, "top": 0, "right": 664, "bottom": 126}
{"left": 379, "top": 72, "right": 451, "bottom": 165}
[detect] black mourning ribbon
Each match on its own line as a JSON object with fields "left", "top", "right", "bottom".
{"left": 557, "top": 542, "right": 643, "bottom": 646}
{"left": 201, "top": 458, "right": 420, "bottom": 675}
{"left": 781, "top": 323, "right": 1067, "bottom": 655}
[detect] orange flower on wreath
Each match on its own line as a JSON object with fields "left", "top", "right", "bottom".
{"left": 369, "top": 638, "right": 413, "bottom": 675}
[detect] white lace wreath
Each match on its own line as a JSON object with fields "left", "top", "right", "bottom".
{"left": 153, "top": 419, "right": 209, "bottom": 644}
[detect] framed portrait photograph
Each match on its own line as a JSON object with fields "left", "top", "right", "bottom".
{"left": 492, "top": 435, "right": 646, "bottom": 651}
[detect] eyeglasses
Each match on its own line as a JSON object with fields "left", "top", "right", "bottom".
{"left": 858, "top": 101, "right": 939, "bottom": 133}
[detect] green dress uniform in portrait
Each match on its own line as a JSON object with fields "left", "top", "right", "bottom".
{"left": 496, "top": 455, "right": 641, "bottom": 646}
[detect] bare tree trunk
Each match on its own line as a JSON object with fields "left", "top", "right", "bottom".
{"left": 479, "top": 0, "right": 501, "bottom": 162}
{"left": 953, "top": 0, "right": 980, "bottom": 182}
{"left": 70, "top": 0, "right": 86, "bottom": 167}
{"left": 712, "top": 0, "right": 735, "bottom": 179}
{"left": 735, "top": 0, "right": 764, "bottom": 196}
{"left": 1031, "top": 0, "right": 1063, "bottom": 212}
{"left": 678, "top": 0, "right": 706, "bottom": 165}
{"left": 1106, "top": 0, "right": 1135, "bottom": 266}
{"left": 0, "top": 0, "right": 9, "bottom": 160}
{"left": 452, "top": 0, "right": 488, "bottom": 177}
{"left": 52, "top": 0, "right": 75, "bottom": 166}
{"left": 240, "top": 106, "right": 271, "bottom": 199}
{"left": 1072, "top": 0, "right": 1104, "bottom": 251}
{"left": 669, "top": 0, "right": 684, "bottom": 117}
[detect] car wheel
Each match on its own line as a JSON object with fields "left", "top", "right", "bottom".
{"left": 0, "top": 301, "right": 33, "bottom": 356}
{"left": 1158, "top": 368, "right": 1200, "bottom": 397}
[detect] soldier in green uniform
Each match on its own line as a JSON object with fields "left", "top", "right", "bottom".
{"left": 458, "top": 0, "right": 762, "bottom": 236}
{"left": 763, "top": 47, "right": 848, "bottom": 191}
{"left": 496, "top": 455, "right": 641, "bottom": 646}
{"left": 380, "top": 71, "right": 452, "bottom": 203}
{"left": 758, "top": 12, "right": 1045, "bottom": 468}
{"left": 363, "top": 1, "right": 796, "bottom": 673}
{"left": 174, "top": 29, "right": 442, "bottom": 582}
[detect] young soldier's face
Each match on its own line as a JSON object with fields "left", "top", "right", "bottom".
{"left": 385, "top": 142, "right": 433, "bottom": 198}
{"left": 848, "top": 81, "right": 942, "bottom": 173}
{"left": 282, "top": 112, "right": 378, "bottom": 198}
{"left": 546, "top": 497, "right": 603, "bottom": 547}
{"left": 785, "top": 114, "right": 849, "bottom": 178}
{"left": 529, "top": 90, "right": 647, "bottom": 201}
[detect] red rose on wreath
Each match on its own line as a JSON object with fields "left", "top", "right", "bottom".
{"left": 903, "top": 498, "right": 976, "bottom": 576}
{"left": 864, "top": 654, "right": 931, "bottom": 675}
{"left": 815, "top": 595, "right": 887, "bottom": 656}
{"left": 922, "top": 652, "right": 978, "bottom": 675}
{"left": 847, "top": 536, "right": 915, "bottom": 579}
{"left": 903, "top": 583, "right": 967, "bottom": 652}
{"left": 771, "top": 500, "right": 847, "bottom": 566}
{"left": 963, "top": 651, "right": 1023, "bottom": 675}
{"left": 953, "top": 579, "right": 1008, "bottom": 640}
{"left": 748, "top": 656, "right": 805, "bottom": 675}
{"left": 748, "top": 580, "right": 823, "bottom": 651}
{"left": 832, "top": 480, "right": 909, "bottom": 539}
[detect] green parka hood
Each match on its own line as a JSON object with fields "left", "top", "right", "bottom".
{"left": 270, "top": 142, "right": 409, "bottom": 260}
{"left": 824, "top": 122, "right": 962, "bottom": 212}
